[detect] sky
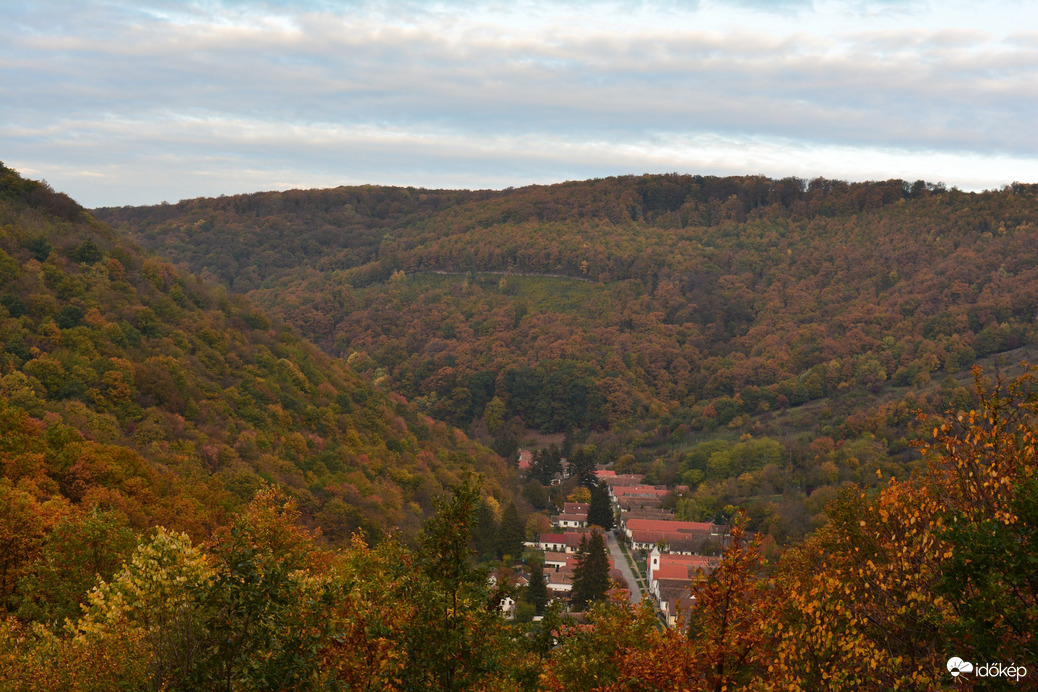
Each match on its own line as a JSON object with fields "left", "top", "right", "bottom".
{"left": 2, "top": 0, "right": 1037, "bottom": 207}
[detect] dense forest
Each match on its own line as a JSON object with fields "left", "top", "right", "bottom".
{"left": 2, "top": 365, "right": 1035, "bottom": 690}
{"left": 0, "top": 163, "right": 513, "bottom": 548}
{"left": 98, "top": 174, "right": 1038, "bottom": 543}
{"left": 1, "top": 165, "right": 1034, "bottom": 688}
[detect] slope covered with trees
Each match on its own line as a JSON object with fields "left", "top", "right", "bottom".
{"left": 2, "top": 367, "right": 1033, "bottom": 690}
{"left": 97, "top": 174, "right": 1038, "bottom": 542}
{"left": 0, "top": 162, "right": 512, "bottom": 551}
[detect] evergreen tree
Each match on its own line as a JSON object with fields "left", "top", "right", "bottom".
{"left": 568, "top": 446, "right": 597, "bottom": 488}
{"left": 471, "top": 500, "right": 499, "bottom": 561}
{"left": 495, "top": 502, "right": 525, "bottom": 560}
{"left": 530, "top": 445, "right": 562, "bottom": 485}
{"left": 527, "top": 557, "right": 549, "bottom": 615}
{"left": 587, "top": 481, "right": 614, "bottom": 531}
{"left": 570, "top": 531, "right": 611, "bottom": 611}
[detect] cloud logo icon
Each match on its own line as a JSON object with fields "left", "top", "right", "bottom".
{"left": 947, "top": 657, "right": 974, "bottom": 677}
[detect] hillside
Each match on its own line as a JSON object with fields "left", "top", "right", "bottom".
{"left": 2, "top": 168, "right": 1035, "bottom": 689}
{"left": 96, "top": 176, "right": 1038, "bottom": 542}
{"left": 0, "top": 163, "right": 512, "bottom": 546}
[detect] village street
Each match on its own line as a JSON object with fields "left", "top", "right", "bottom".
{"left": 605, "top": 530, "right": 642, "bottom": 604}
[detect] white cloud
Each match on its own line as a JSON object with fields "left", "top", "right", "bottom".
{"left": 2, "top": 0, "right": 1037, "bottom": 206}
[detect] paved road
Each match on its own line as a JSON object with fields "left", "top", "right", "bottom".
{"left": 605, "top": 530, "right": 643, "bottom": 604}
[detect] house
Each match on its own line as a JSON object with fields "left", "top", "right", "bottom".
{"left": 622, "top": 518, "right": 720, "bottom": 542}
{"left": 610, "top": 484, "right": 670, "bottom": 505}
{"left": 644, "top": 549, "right": 720, "bottom": 627}
{"left": 535, "top": 533, "right": 569, "bottom": 552}
{"left": 629, "top": 529, "right": 721, "bottom": 554}
{"left": 598, "top": 473, "right": 646, "bottom": 488}
{"left": 543, "top": 551, "right": 569, "bottom": 570}
{"left": 552, "top": 513, "right": 588, "bottom": 529}
{"left": 617, "top": 495, "right": 667, "bottom": 512}
{"left": 647, "top": 549, "right": 719, "bottom": 594}
{"left": 657, "top": 584, "right": 695, "bottom": 628}
{"left": 551, "top": 502, "right": 590, "bottom": 529}
{"left": 545, "top": 570, "right": 573, "bottom": 594}
{"left": 534, "top": 529, "right": 594, "bottom": 554}
{"left": 517, "top": 449, "right": 533, "bottom": 471}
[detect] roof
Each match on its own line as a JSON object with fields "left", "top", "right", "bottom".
{"left": 600, "top": 473, "right": 645, "bottom": 486}
{"left": 626, "top": 518, "right": 715, "bottom": 533}
{"left": 631, "top": 529, "right": 717, "bottom": 553}
{"left": 654, "top": 563, "right": 695, "bottom": 581}
{"left": 611, "top": 487, "right": 670, "bottom": 501}
{"left": 659, "top": 553, "right": 718, "bottom": 570}
{"left": 618, "top": 496, "right": 666, "bottom": 510}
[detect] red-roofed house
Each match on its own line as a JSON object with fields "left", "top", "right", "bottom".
{"left": 536, "top": 533, "right": 568, "bottom": 552}
{"left": 623, "top": 518, "right": 720, "bottom": 542}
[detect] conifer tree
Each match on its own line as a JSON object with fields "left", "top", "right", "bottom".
{"left": 570, "top": 531, "right": 611, "bottom": 611}
{"left": 495, "top": 502, "right": 525, "bottom": 560}
{"left": 530, "top": 445, "right": 563, "bottom": 485}
{"left": 588, "top": 481, "right": 614, "bottom": 531}
{"left": 568, "top": 446, "right": 597, "bottom": 488}
{"left": 471, "top": 500, "right": 499, "bottom": 560}
{"left": 527, "top": 557, "right": 549, "bottom": 615}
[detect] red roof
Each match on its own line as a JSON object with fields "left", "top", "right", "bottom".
{"left": 655, "top": 563, "right": 695, "bottom": 581}
{"left": 626, "top": 518, "right": 714, "bottom": 533}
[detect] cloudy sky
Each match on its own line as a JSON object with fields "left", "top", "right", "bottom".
{"left": 2, "top": 0, "right": 1037, "bottom": 207}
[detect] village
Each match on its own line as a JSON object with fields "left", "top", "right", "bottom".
{"left": 507, "top": 448, "right": 726, "bottom": 627}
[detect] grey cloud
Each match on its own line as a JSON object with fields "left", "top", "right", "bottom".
{"left": 3, "top": 0, "right": 1037, "bottom": 206}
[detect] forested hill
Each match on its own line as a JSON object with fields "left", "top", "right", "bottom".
{"left": 97, "top": 175, "right": 1038, "bottom": 432}
{"left": 97, "top": 175, "right": 1038, "bottom": 540}
{"left": 0, "top": 162, "right": 512, "bottom": 544}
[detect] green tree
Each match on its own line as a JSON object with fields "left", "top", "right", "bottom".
{"left": 527, "top": 557, "right": 549, "bottom": 615}
{"left": 495, "top": 502, "right": 525, "bottom": 560}
{"left": 406, "top": 474, "right": 509, "bottom": 691}
{"left": 570, "top": 531, "right": 611, "bottom": 611}
{"left": 567, "top": 446, "right": 597, "bottom": 488}
{"left": 17, "top": 509, "right": 137, "bottom": 626}
{"left": 588, "top": 481, "right": 614, "bottom": 531}
{"left": 190, "top": 486, "right": 327, "bottom": 692}
{"left": 472, "top": 499, "right": 499, "bottom": 561}
{"left": 530, "top": 445, "right": 563, "bottom": 485}
{"left": 76, "top": 528, "right": 215, "bottom": 688}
